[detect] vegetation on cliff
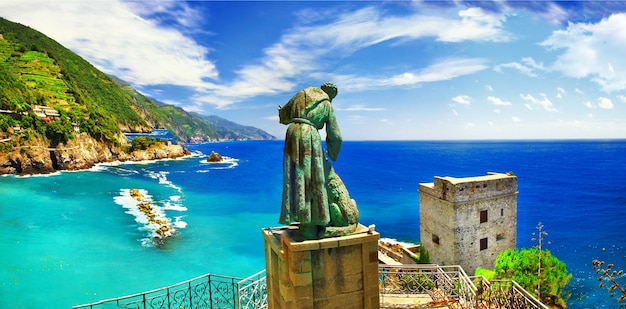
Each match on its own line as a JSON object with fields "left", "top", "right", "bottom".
{"left": 0, "top": 17, "right": 274, "bottom": 174}
{"left": 0, "top": 18, "right": 149, "bottom": 145}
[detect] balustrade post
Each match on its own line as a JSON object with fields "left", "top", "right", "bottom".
{"left": 208, "top": 275, "right": 213, "bottom": 308}
{"left": 232, "top": 277, "right": 237, "bottom": 309}
{"left": 188, "top": 281, "right": 193, "bottom": 308}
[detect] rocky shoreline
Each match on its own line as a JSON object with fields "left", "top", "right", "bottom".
{"left": 0, "top": 132, "right": 190, "bottom": 175}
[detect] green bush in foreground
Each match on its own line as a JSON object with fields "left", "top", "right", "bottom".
{"left": 494, "top": 247, "right": 571, "bottom": 307}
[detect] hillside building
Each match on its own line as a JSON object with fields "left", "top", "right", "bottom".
{"left": 418, "top": 172, "right": 517, "bottom": 274}
{"left": 32, "top": 105, "right": 60, "bottom": 122}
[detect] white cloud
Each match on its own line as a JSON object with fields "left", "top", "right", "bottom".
{"left": 541, "top": 13, "right": 626, "bottom": 92}
{"left": 598, "top": 97, "right": 614, "bottom": 109}
{"left": 584, "top": 101, "right": 593, "bottom": 109}
{"left": 336, "top": 105, "right": 386, "bottom": 112}
{"left": 524, "top": 104, "right": 534, "bottom": 111}
{"left": 335, "top": 58, "right": 488, "bottom": 91}
{"left": 486, "top": 85, "right": 494, "bottom": 91}
{"left": 575, "top": 88, "right": 584, "bottom": 94}
{"left": 556, "top": 87, "right": 566, "bottom": 99}
{"left": 618, "top": 95, "right": 626, "bottom": 103}
{"left": 452, "top": 109, "right": 459, "bottom": 116}
{"left": 511, "top": 116, "right": 521, "bottom": 123}
{"left": 198, "top": 6, "right": 501, "bottom": 107}
{"left": 537, "top": 2, "right": 570, "bottom": 25}
{"left": 0, "top": 2, "right": 507, "bottom": 109}
{"left": 0, "top": 0, "right": 218, "bottom": 88}
{"left": 380, "top": 118, "right": 394, "bottom": 125}
{"left": 487, "top": 96, "right": 512, "bottom": 106}
{"left": 495, "top": 57, "right": 546, "bottom": 77}
{"left": 494, "top": 109, "right": 501, "bottom": 113}
{"left": 452, "top": 95, "right": 472, "bottom": 105}
{"left": 520, "top": 93, "right": 558, "bottom": 112}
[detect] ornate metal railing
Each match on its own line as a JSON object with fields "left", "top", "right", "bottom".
{"left": 472, "top": 276, "right": 549, "bottom": 309}
{"left": 72, "top": 270, "right": 267, "bottom": 309}
{"left": 74, "top": 265, "right": 546, "bottom": 309}
{"left": 379, "top": 264, "right": 477, "bottom": 308}
{"left": 236, "top": 270, "right": 267, "bottom": 309}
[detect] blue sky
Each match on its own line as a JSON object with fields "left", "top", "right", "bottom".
{"left": 2, "top": 1, "right": 626, "bottom": 140}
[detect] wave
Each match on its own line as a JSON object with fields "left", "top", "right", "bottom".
{"left": 146, "top": 170, "right": 182, "bottom": 193}
{"left": 10, "top": 170, "right": 62, "bottom": 178}
{"left": 113, "top": 188, "right": 187, "bottom": 247}
{"left": 199, "top": 156, "right": 239, "bottom": 169}
{"left": 379, "top": 237, "right": 418, "bottom": 248}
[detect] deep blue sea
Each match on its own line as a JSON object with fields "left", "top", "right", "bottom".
{"left": 1, "top": 138, "right": 625, "bottom": 308}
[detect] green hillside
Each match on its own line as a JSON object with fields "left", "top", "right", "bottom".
{"left": 109, "top": 75, "right": 275, "bottom": 142}
{"left": 0, "top": 17, "right": 274, "bottom": 152}
{"left": 108, "top": 75, "right": 222, "bottom": 142}
{"left": 200, "top": 114, "right": 276, "bottom": 141}
{"left": 0, "top": 17, "right": 149, "bottom": 145}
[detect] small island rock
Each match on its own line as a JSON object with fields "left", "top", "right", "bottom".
{"left": 207, "top": 151, "right": 224, "bottom": 162}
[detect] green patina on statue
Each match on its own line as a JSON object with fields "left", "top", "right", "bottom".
{"left": 278, "top": 82, "right": 359, "bottom": 240}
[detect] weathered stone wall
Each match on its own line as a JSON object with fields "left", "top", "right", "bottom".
{"left": 419, "top": 184, "right": 456, "bottom": 267}
{"left": 419, "top": 173, "right": 517, "bottom": 275}
{"left": 263, "top": 226, "right": 380, "bottom": 309}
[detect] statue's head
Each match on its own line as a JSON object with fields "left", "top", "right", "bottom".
{"left": 320, "top": 82, "right": 338, "bottom": 102}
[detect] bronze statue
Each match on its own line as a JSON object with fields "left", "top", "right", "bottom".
{"left": 278, "top": 82, "right": 358, "bottom": 239}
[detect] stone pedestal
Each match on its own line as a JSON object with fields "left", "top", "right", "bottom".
{"left": 262, "top": 225, "right": 380, "bottom": 309}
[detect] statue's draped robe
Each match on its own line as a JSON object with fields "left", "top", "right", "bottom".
{"left": 279, "top": 87, "right": 341, "bottom": 227}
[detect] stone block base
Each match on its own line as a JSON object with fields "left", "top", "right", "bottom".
{"left": 262, "top": 225, "right": 380, "bottom": 309}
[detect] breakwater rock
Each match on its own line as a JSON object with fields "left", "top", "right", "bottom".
{"left": 129, "top": 188, "right": 174, "bottom": 241}
{"left": 0, "top": 133, "right": 190, "bottom": 175}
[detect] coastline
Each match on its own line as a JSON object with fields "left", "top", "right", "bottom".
{"left": 0, "top": 132, "right": 192, "bottom": 176}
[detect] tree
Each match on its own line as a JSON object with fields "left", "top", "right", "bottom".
{"left": 592, "top": 260, "right": 626, "bottom": 307}
{"left": 494, "top": 222, "right": 572, "bottom": 308}
{"left": 531, "top": 222, "right": 550, "bottom": 301}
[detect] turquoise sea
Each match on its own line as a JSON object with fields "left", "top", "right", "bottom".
{"left": 1, "top": 137, "right": 625, "bottom": 308}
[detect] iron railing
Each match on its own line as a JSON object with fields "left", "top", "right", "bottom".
{"left": 72, "top": 270, "right": 267, "bottom": 309}
{"left": 472, "top": 276, "right": 549, "bottom": 309}
{"left": 236, "top": 270, "right": 267, "bottom": 309}
{"left": 74, "top": 265, "right": 547, "bottom": 309}
{"left": 379, "top": 264, "right": 477, "bottom": 308}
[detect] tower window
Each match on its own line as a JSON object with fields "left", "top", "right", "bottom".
{"left": 432, "top": 234, "right": 440, "bottom": 245}
{"left": 501, "top": 208, "right": 504, "bottom": 216}
{"left": 480, "top": 237, "right": 488, "bottom": 251}
{"left": 480, "top": 210, "right": 488, "bottom": 223}
{"left": 497, "top": 233, "right": 506, "bottom": 241}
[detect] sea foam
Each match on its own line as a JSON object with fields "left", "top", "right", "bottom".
{"left": 113, "top": 188, "right": 187, "bottom": 247}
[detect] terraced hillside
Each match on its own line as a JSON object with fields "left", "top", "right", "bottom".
{"left": 0, "top": 17, "right": 275, "bottom": 174}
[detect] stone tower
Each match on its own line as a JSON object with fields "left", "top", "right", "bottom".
{"left": 418, "top": 172, "right": 517, "bottom": 275}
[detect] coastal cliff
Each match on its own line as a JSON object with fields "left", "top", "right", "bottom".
{"left": 0, "top": 17, "right": 271, "bottom": 176}
{"left": 0, "top": 133, "right": 189, "bottom": 175}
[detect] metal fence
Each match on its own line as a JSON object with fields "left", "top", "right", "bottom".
{"left": 472, "top": 276, "right": 549, "bottom": 309}
{"left": 379, "top": 264, "right": 477, "bottom": 308}
{"left": 72, "top": 270, "right": 266, "bottom": 309}
{"left": 379, "top": 264, "right": 548, "bottom": 309}
{"left": 74, "top": 265, "right": 547, "bottom": 309}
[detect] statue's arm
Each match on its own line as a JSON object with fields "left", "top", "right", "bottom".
{"left": 278, "top": 97, "right": 295, "bottom": 124}
{"left": 325, "top": 104, "right": 342, "bottom": 161}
